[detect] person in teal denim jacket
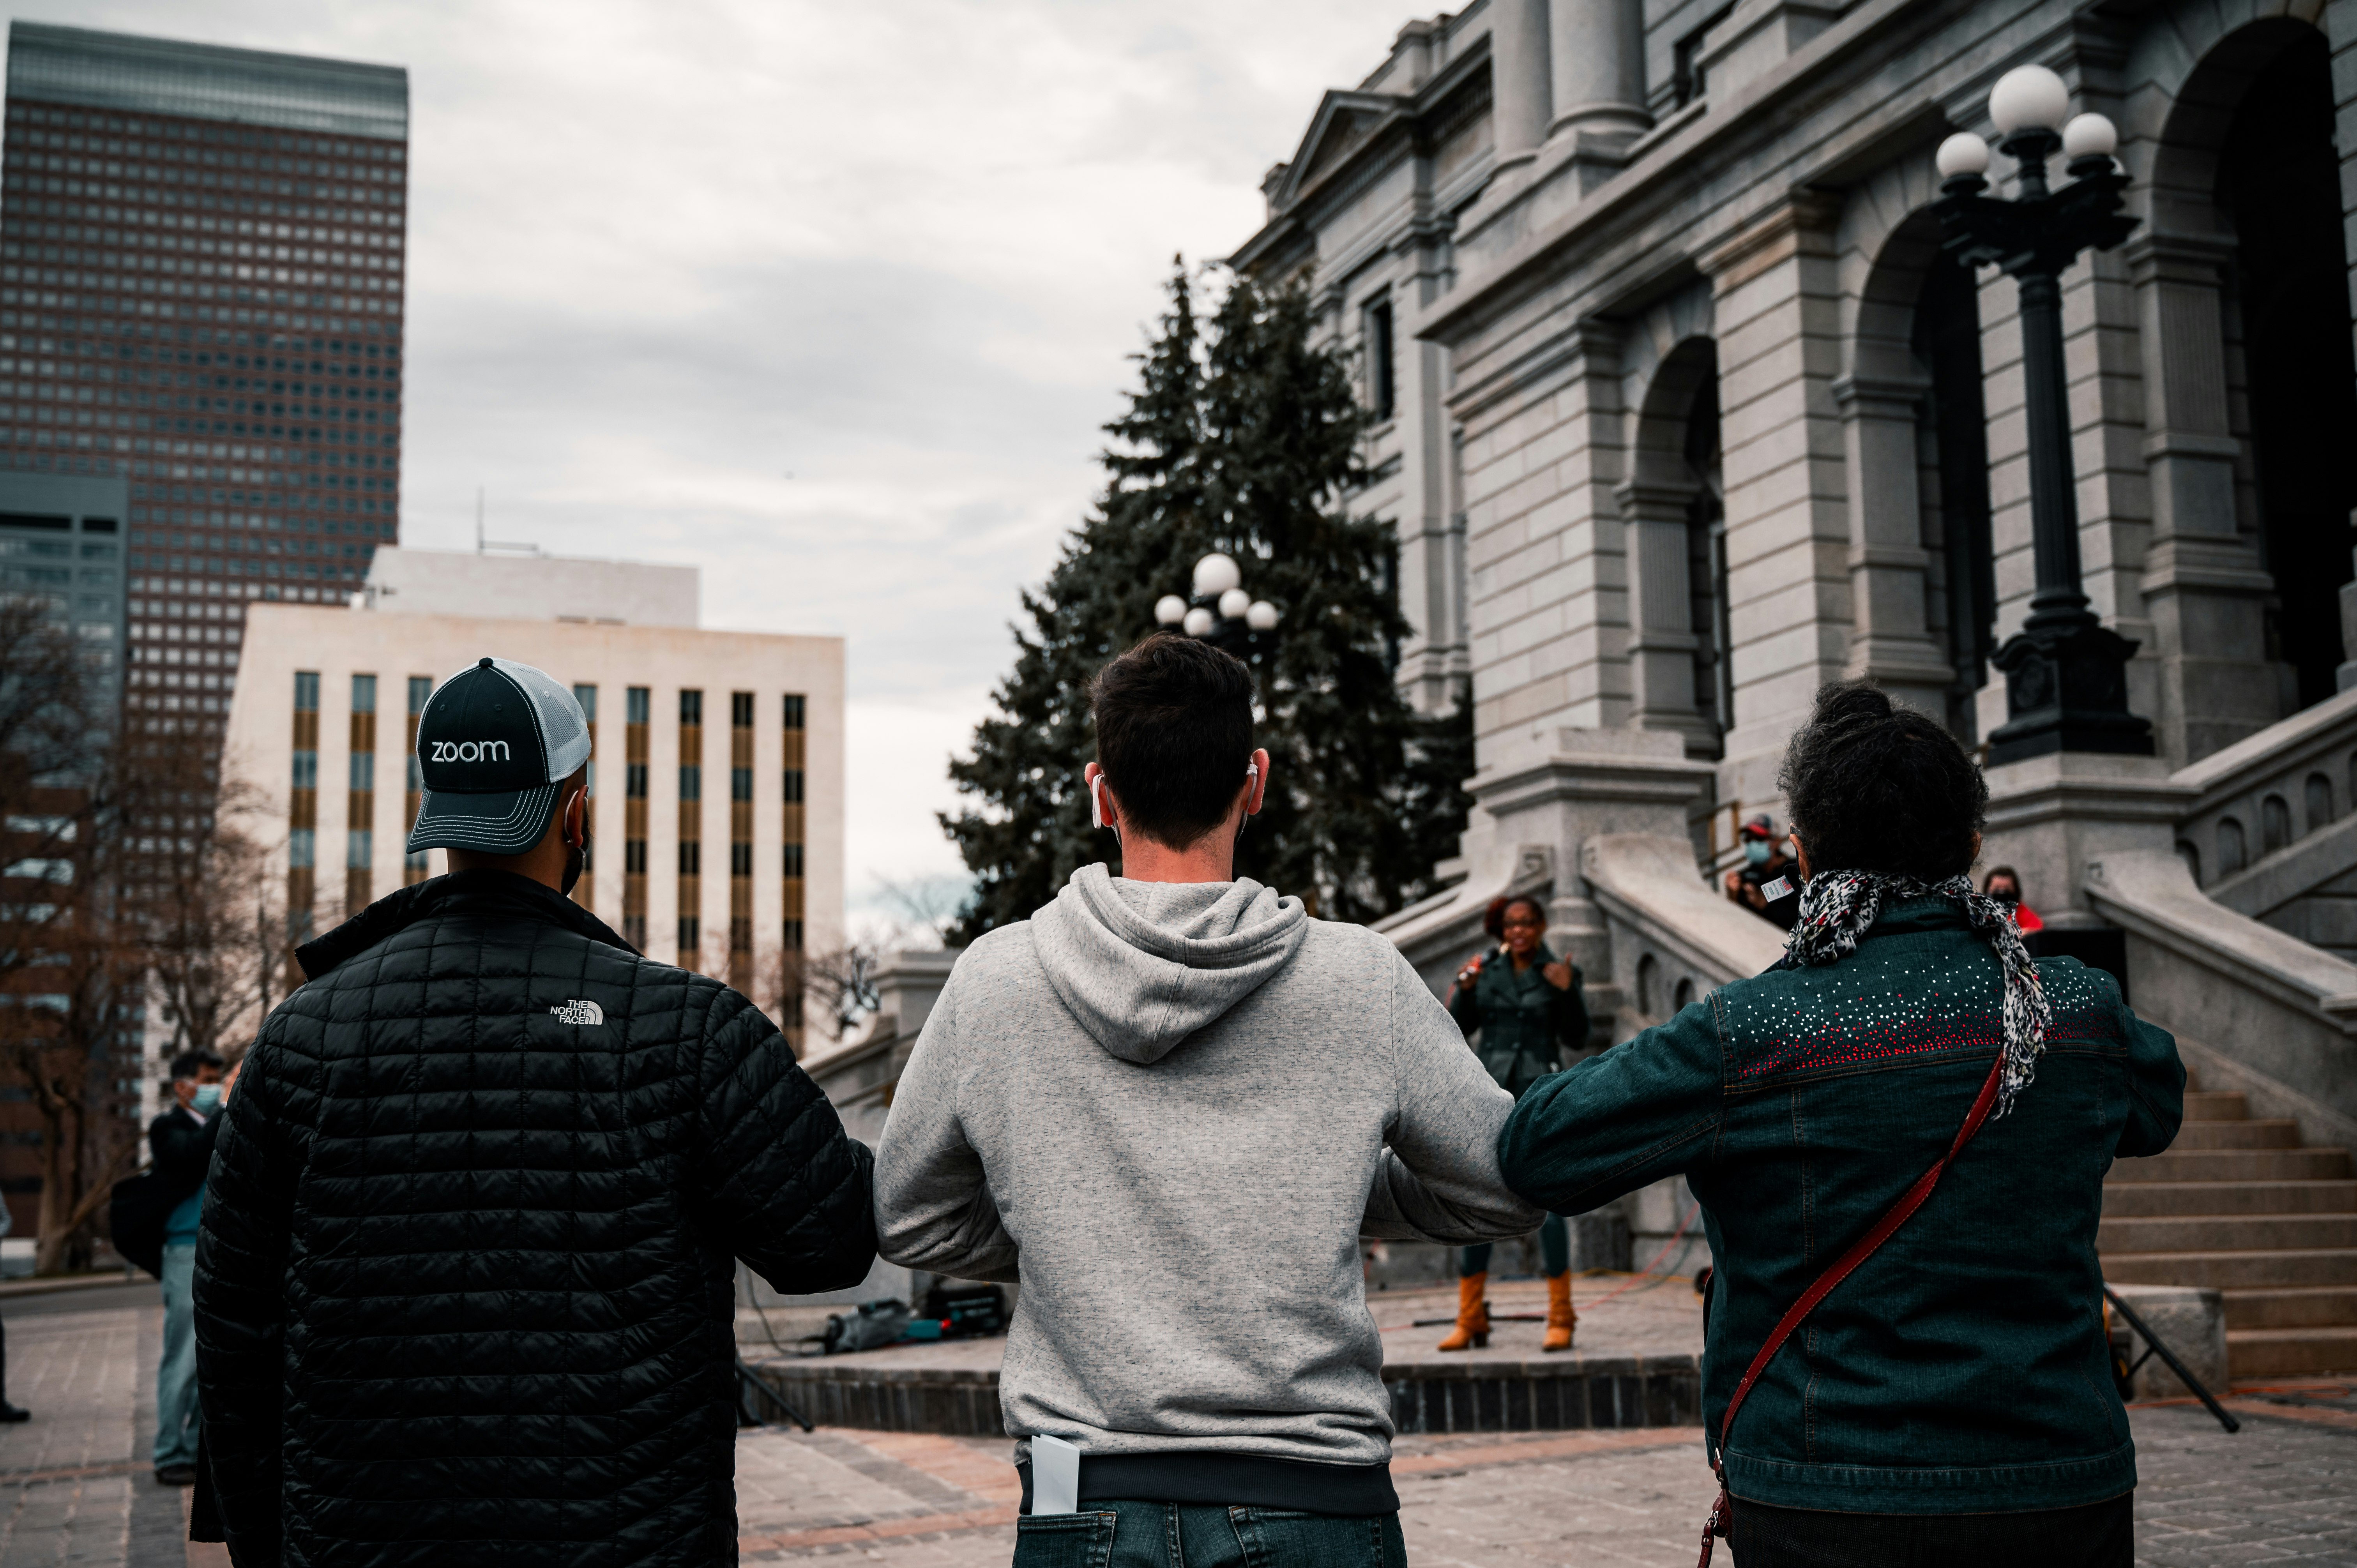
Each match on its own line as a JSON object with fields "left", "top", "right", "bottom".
{"left": 1500, "top": 683, "right": 2183, "bottom": 1567}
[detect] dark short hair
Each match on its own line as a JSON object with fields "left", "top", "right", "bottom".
{"left": 1091, "top": 633, "right": 1256, "bottom": 849}
{"left": 1983, "top": 866, "right": 2022, "bottom": 892}
{"left": 170, "top": 1050, "right": 224, "bottom": 1082}
{"left": 1777, "top": 682, "right": 1986, "bottom": 882}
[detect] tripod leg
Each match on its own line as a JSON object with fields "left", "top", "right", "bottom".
{"left": 2102, "top": 1287, "right": 2240, "bottom": 1434}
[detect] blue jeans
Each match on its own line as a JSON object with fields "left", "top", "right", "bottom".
{"left": 155, "top": 1241, "right": 200, "bottom": 1469}
{"left": 1014, "top": 1502, "right": 1405, "bottom": 1568}
{"left": 1461, "top": 1212, "right": 1568, "bottom": 1277}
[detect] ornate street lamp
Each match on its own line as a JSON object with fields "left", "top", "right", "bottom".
{"left": 1153, "top": 552, "right": 1280, "bottom": 661}
{"left": 1935, "top": 65, "right": 2153, "bottom": 765}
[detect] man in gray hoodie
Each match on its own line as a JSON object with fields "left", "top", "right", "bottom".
{"left": 875, "top": 633, "right": 1541, "bottom": 1563}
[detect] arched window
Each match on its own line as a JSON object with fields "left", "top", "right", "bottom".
{"left": 2308, "top": 772, "right": 2336, "bottom": 832}
{"left": 1672, "top": 977, "right": 1696, "bottom": 1012}
{"left": 2218, "top": 817, "right": 2248, "bottom": 877}
{"left": 2263, "top": 794, "right": 2293, "bottom": 855}
{"left": 1637, "top": 954, "right": 1661, "bottom": 1018}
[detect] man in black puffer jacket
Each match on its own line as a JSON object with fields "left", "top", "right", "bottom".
{"left": 194, "top": 657, "right": 876, "bottom": 1567}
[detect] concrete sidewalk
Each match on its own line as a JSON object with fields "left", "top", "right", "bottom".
{"left": 2, "top": 1297, "right": 2348, "bottom": 1566}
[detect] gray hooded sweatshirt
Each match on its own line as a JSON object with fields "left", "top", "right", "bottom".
{"left": 873, "top": 864, "right": 1542, "bottom": 1507}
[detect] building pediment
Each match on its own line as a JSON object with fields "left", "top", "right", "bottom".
{"left": 1272, "top": 89, "right": 1410, "bottom": 212}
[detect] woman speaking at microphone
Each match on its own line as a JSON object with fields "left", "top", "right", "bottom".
{"left": 1435, "top": 894, "right": 1587, "bottom": 1354}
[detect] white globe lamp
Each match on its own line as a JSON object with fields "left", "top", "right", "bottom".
{"left": 1936, "top": 132, "right": 1991, "bottom": 179}
{"left": 2060, "top": 112, "right": 2118, "bottom": 161}
{"left": 1182, "top": 606, "right": 1216, "bottom": 638}
{"left": 1154, "top": 594, "right": 1187, "bottom": 626}
{"left": 1988, "top": 64, "right": 2069, "bottom": 135}
{"left": 1245, "top": 600, "right": 1280, "bottom": 632}
{"left": 1192, "top": 553, "right": 1242, "bottom": 598}
{"left": 1217, "top": 588, "right": 1251, "bottom": 620}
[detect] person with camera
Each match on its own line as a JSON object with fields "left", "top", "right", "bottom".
{"left": 1499, "top": 683, "right": 2183, "bottom": 1566}
{"left": 1433, "top": 895, "right": 1587, "bottom": 1354}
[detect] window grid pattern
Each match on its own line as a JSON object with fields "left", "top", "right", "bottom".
{"left": 781, "top": 692, "right": 806, "bottom": 1049}
{"left": 570, "top": 682, "right": 595, "bottom": 911}
{"left": 402, "top": 673, "right": 428, "bottom": 881}
{"left": 728, "top": 691, "right": 753, "bottom": 992}
{"left": 343, "top": 670, "right": 373, "bottom": 910}
{"left": 286, "top": 668, "right": 318, "bottom": 957}
{"left": 622, "top": 685, "right": 647, "bottom": 952}
{"left": 677, "top": 689, "right": 702, "bottom": 966}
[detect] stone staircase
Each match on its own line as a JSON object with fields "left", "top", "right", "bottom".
{"left": 2102, "top": 1071, "right": 2357, "bottom": 1378}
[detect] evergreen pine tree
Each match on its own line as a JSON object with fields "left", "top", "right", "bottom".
{"left": 944, "top": 263, "right": 1467, "bottom": 938}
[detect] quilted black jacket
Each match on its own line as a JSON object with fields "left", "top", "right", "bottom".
{"left": 193, "top": 871, "right": 876, "bottom": 1567}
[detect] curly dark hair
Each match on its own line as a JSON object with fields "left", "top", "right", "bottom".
{"left": 1777, "top": 682, "right": 1986, "bottom": 881}
{"left": 1483, "top": 894, "right": 1546, "bottom": 939}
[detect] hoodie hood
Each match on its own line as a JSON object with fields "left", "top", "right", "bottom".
{"left": 1030, "top": 862, "right": 1311, "bottom": 1064}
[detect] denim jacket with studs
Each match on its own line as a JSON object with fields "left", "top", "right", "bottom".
{"left": 1498, "top": 897, "right": 2184, "bottom": 1515}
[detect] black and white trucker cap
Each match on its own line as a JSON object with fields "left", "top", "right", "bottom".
{"left": 404, "top": 657, "right": 593, "bottom": 856}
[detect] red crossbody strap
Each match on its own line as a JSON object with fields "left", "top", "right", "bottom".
{"left": 1696, "top": 1045, "right": 2009, "bottom": 1568}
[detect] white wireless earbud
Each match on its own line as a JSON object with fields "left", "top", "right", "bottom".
{"left": 1245, "top": 761, "right": 1258, "bottom": 784}
{"left": 1090, "top": 775, "right": 1108, "bottom": 831}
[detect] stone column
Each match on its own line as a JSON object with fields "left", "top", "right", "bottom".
{"left": 1697, "top": 192, "right": 1850, "bottom": 807}
{"left": 1615, "top": 479, "right": 1717, "bottom": 754}
{"left": 2126, "top": 232, "right": 2277, "bottom": 761}
{"left": 1488, "top": 0, "right": 1551, "bottom": 176}
{"left": 1547, "top": 0, "right": 1649, "bottom": 143}
{"left": 1831, "top": 371, "right": 1954, "bottom": 715}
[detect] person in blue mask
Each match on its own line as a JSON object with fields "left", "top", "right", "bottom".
{"left": 1723, "top": 812, "right": 1800, "bottom": 931}
{"left": 148, "top": 1049, "right": 223, "bottom": 1486}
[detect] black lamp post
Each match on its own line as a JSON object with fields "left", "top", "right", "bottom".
{"left": 1154, "top": 553, "right": 1281, "bottom": 662}
{"left": 1935, "top": 65, "right": 2152, "bottom": 765}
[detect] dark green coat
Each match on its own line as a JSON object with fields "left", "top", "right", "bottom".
{"left": 1447, "top": 943, "right": 1587, "bottom": 1097}
{"left": 1498, "top": 898, "right": 2182, "bottom": 1515}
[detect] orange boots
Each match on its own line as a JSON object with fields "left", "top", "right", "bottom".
{"left": 1543, "top": 1270, "right": 1576, "bottom": 1353}
{"left": 1436, "top": 1272, "right": 1490, "bottom": 1351}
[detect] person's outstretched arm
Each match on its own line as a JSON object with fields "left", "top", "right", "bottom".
{"left": 192, "top": 1038, "right": 298, "bottom": 1566}
{"left": 2113, "top": 990, "right": 2185, "bottom": 1160}
{"left": 1363, "top": 945, "right": 1548, "bottom": 1243}
{"left": 691, "top": 986, "right": 878, "bottom": 1294}
{"left": 872, "top": 979, "right": 1021, "bottom": 1282}
{"left": 1500, "top": 996, "right": 1724, "bottom": 1216}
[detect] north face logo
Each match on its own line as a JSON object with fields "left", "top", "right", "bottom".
{"left": 550, "top": 999, "right": 604, "bottom": 1026}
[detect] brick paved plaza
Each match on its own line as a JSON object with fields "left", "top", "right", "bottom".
{"left": 0, "top": 1285, "right": 2349, "bottom": 1566}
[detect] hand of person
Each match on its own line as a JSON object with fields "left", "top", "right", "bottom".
{"left": 1541, "top": 960, "right": 1572, "bottom": 990}
{"left": 1456, "top": 954, "right": 1484, "bottom": 988}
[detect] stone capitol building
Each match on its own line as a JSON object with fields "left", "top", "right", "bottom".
{"left": 805, "top": 0, "right": 2357, "bottom": 1383}
{"left": 1218, "top": 0, "right": 2357, "bottom": 1370}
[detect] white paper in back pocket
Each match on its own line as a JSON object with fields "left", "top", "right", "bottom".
{"left": 1032, "top": 1434, "right": 1080, "bottom": 1515}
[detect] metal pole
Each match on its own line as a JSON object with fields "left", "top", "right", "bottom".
{"left": 2103, "top": 1286, "right": 2240, "bottom": 1434}
{"left": 2014, "top": 265, "right": 2092, "bottom": 631}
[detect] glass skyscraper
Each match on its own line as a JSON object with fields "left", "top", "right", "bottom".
{"left": 0, "top": 21, "right": 407, "bottom": 746}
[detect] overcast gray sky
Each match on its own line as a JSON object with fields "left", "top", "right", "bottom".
{"left": 64, "top": 0, "right": 1385, "bottom": 920}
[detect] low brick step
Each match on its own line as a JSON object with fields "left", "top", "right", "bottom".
{"left": 2223, "top": 1285, "right": 2357, "bottom": 1329}
{"left": 2103, "top": 1248, "right": 2357, "bottom": 1289}
{"left": 2100, "top": 1180, "right": 2357, "bottom": 1218}
{"left": 2181, "top": 1090, "right": 2249, "bottom": 1122}
{"left": 2167, "top": 1119, "right": 2304, "bottom": 1150}
{"left": 2108, "top": 1148, "right": 2354, "bottom": 1183}
{"left": 2098, "top": 1214, "right": 2357, "bottom": 1253}
{"left": 2224, "top": 1325, "right": 2357, "bottom": 1378}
